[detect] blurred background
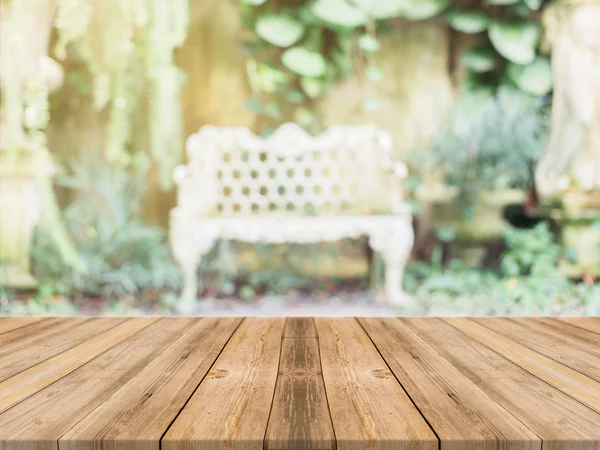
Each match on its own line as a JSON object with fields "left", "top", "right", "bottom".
{"left": 0, "top": 0, "right": 599, "bottom": 316}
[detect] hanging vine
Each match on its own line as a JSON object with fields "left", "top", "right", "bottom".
{"left": 239, "top": 0, "right": 553, "bottom": 134}
{"left": 53, "top": 0, "right": 189, "bottom": 188}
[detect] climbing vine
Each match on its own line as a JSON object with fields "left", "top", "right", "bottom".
{"left": 239, "top": 0, "right": 553, "bottom": 134}
{"left": 53, "top": 0, "right": 189, "bottom": 188}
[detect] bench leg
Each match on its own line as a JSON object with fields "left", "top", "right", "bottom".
{"left": 369, "top": 219, "right": 414, "bottom": 308}
{"left": 171, "top": 225, "right": 216, "bottom": 314}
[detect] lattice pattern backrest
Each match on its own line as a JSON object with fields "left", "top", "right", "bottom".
{"left": 185, "top": 123, "right": 395, "bottom": 217}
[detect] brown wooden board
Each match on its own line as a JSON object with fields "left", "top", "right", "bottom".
{"left": 0, "top": 318, "right": 184, "bottom": 450}
{"left": 162, "top": 318, "right": 286, "bottom": 450}
{"left": 315, "top": 318, "right": 438, "bottom": 450}
{"left": 0, "top": 317, "right": 156, "bottom": 414}
{"left": 475, "top": 317, "right": 600, "bottom": 382}
{"left": 557, "top": 317, "right": 600, "bottom": 335}
{"left": 0, "top": 317, "right": 43, "bottom": 335}
{"left": 450, "top": 317, "right": 600, "bottom": 414}
{"left": 359, "top": 317, "right": 540, "bottom": 450}
{"left": 59, "top": 317, "right": 241, "bottom": 450}
{"left": 0, "top": 317, "right": 599, "bottom": 450}
{"left": 0, "top": 317, "right": 125, "bottom": 382}
{"left": 408, "top": 318, "right": 600, "bottom": 449}
{"left": 265, "top": 318, "right": 335, "bottom": 450}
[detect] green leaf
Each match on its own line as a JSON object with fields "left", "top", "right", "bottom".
{"left": 507, "top": 56, "right": 553, "bottom": 96}
{"left": 358, "top": 34, "right": 381, "bottom": 52}
{"left": 524, "top": 0, "right": 542, "bottom": 10}
{"left": 241, "top": 0, "right": 267, "bottom": 4}
{"left": 460, "top": 47, "right": 497, "bottom": 72}
{"left": 403, "top": 0, "right": 450, "bottom": 20}
{"left": 255, "top": 15, "right": 305, "bottom": 47}
{"left": 367, "top": 0, "right": 408, "bottom": 19}
{"left": 311, "top": 0, "right": 367, "bottom": 27}
{"left": 486, "top": 0, "right": 519, "bottom": 4}
{"left": 448, "top": 11, "right": 488, "bottom": 33}
{"left": 300, "top": 77, "right": 323, "bottom": 98}
{"left": 488, "top": 19, "right": 540, "bottom": 64}
{"left": 281, "top": 47, "right": 327, "bottom": 77}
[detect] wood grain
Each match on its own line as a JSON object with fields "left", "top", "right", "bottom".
{"left": 475, "top": 317, "right": 600, "bottom": 382}
{"left": 0, "top": 317, "right": 70, "bottom": 349}
{"left": 0, "top": 317, "right": 599, "bottom": 450}
{"left": 0, "top": 318, "right": 192, "bottom": 450}
{"left": 557, "top": 317, "right": 600, "bottom": 335}
{"left": 0, "top": 317, "right": 156, "bottom": 413}
{"left": 0, "top": 317, "right": 43, "bottom": 335}
{"left": 405, "top": 318, "right": 600, "bottom": 449}
{"left": 447, "top": 317, "right": 600, "bottom": 414}
{"left": 283, "top": 317, "right": 317, "bottom": 338}
{"left": 59, "top": 317, "right": 241, "bottom": 450}
{"left": 359, "top": 317, "right": 540, "bottom": 450}
{"left": 0, "top": 317, "right": 125, "bottom": 382}
{"left": 162, "top": 318, "right": 286, "bottom": 450}
{"left": 523, "top": 317, "right": 600, "bottom": 352}
{"left": 315, "top": 318, "right": 438, "bottom": 450}
{"left": 265, "top": 318, "right": 335, "bottom": 450}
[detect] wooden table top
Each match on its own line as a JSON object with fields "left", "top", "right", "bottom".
{"left": 0, "top": 317, "right": 599, "bottom": 450}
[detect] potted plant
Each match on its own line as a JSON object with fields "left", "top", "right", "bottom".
{"left": 416, "top": 95, "right": 549, "bottom": 265}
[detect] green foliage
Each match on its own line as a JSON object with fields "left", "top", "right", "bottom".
{"left": 240, "top": 0, "right": 549, "bottom": 133}
{"left": 281, "top": 47, "right": 328, "bottom": 77}
{"left": 502, "top": 222, "right": 561, "bottom": 277}
{"left": 428, "top": 95, "right": 550, "bottom": 195}
{"left": 507, "top": 56, "right": 553, "bottom": 96}
{"left": 255, "top": 15, "right": 305, "bottom": 47}
{"left": 448, "top": 10, "right": 489, "bottom": 34}
{"left": 488, "top": 19, "right": 540, "bottom": 65}
{"left": 404, "top": 253, "right": 596, "bottom": 316}
{"left": 460, "top": 47, "right": 497, "bottom": 72}
{"left": 30, "top": 159, "right": 181, "bottom": 299}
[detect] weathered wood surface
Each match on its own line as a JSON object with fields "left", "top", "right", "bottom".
{"left": 0, "top": 316, "right": 599, "bottom": 450}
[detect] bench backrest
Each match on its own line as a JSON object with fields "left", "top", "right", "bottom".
{"left": 178, "top": 123, "right": 398, "bottom": 217}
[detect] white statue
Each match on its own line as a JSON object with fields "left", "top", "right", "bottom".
{"left": 536, "top": 0, "right": 600, "bottom": 198}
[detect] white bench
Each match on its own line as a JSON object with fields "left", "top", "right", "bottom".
{"left": 170, "top": 123, "right": 413, "bottom": 312}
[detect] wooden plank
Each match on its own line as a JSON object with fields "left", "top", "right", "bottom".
{"left": 315, "top": 318, "right": 438, "bottom": 450}
{"left": 448, "top": 317, "right": 600, "bottom": 414}
{"left": 0, "top": 317, "right": 43, "bottom": 335}
{"left": 0, "top": 318, "right": 194, "bottom": 450}
{"left": 265, "top": 318, "right": 335, "bottom": 450}
{"left": 475, "top": 317, "right": 600, "bottom": 383}
{"left": 162, "top": 318, "right": 285, "bottom": 450}
{"left": 0, "top": 317, "right": 156, "bottom": 413}
{"left": 283, "top": 317, "right": 317, "bottom": 338}
{"left": 404, "top": 318, "right": 600, "bottom": 449}
{"left": 358, "top": 317, "right": 540, "bottom": 450}
{"left": 0, "top": 317, "right": 70, "bottom": 348}
{"left": 557, "top": 317, "right": 600, "bottom": 335}
{"left": 0, "top": 317, "right": 125, "bottom": 382}
{"left": 59, "top": 317, "right": 241, "bottom": 450}
{"left": 522, "top": 317, "right": 600, "bottom": 352}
